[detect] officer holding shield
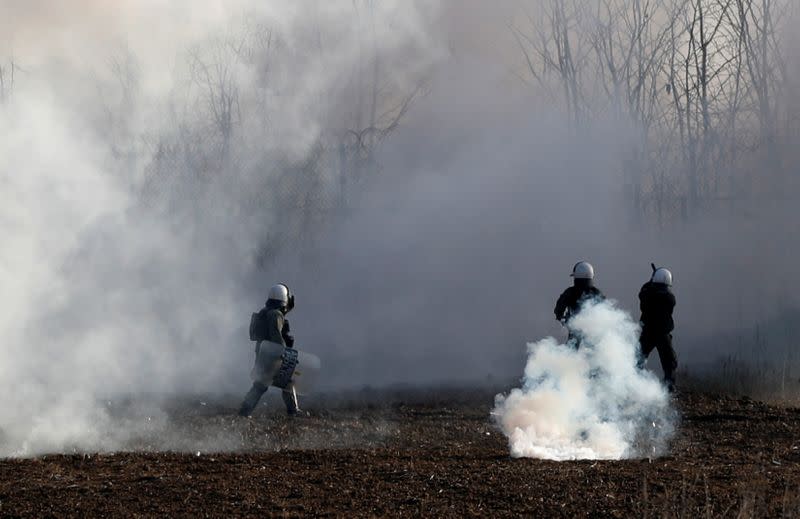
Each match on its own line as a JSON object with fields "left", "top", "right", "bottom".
{"left": 238, "top": 284, "right": 298, "bottom": 417}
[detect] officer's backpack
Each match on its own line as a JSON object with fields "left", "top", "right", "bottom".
{"left": 249, "top": 309, "right": 270, "bottom": 341}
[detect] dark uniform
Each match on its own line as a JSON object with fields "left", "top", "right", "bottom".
{"left": 554, "top": 279, "right": 605, "bottom": 347}
{"left": 638, "top": 281, "right": 677, "bottom": 390}
{"left": 238, "top": 301, "right": 298, "bottom": 416}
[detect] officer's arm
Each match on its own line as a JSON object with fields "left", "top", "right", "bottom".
{"left": 554, "top": 291, "right": 568, "bottom": 321}
{"left": 266, "top": 312, "right": 287, "bottom": 346}
{"left": 282, "top": 319, "right": 295, "bottom": 348}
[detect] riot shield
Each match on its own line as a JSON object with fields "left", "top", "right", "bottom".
{"left": 250, "top": 341, "right": 321, "bottom": 395}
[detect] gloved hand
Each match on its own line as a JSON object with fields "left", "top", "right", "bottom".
{"left": 282, "top": 319, "right": 294, "bottom": 348}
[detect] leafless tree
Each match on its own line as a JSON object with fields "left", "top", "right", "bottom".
{"left": 513, "top": 0, "right": 798, "bottom": 224}
{"left": 512, "top": 0, "right": 592, "bottom": 131}
{"left": 336, "top": 0, "right": 428, "bottom": 208}
{"left": 187, "top": 38, "right": 244, "bottom": 166}
{"left": 588, "top": 0, "right": 676, "bottom": 223}
{"left": 731, "top": 0, "right": 791, "bottom": 192}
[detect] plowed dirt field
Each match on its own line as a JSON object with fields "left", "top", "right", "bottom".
{"left": 0, "top": 389, "right": 798, "bottom": 517}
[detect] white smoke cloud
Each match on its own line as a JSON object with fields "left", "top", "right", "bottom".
{"left": 493, "top": 301, "right": 675, "bottom": 460}
{"left": 0, "top": 0, "right": 443, "bottom": 457}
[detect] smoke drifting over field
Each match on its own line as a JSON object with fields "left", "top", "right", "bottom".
{"left": 494, "top": 301, "right": 674, "bottom": 460}
{"left": 0, "top": 0, "right": 444, "bottom": 455}
{"left": 0, "top": 1, "right": 799, "bottom": 455}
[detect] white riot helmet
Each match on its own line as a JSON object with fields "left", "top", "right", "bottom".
{"left": 267, "top": 283, "right": 295, "bottom": 311}
{"left": 268, "top": 284, "right": 289, "bottom": 303}
{"left": 570, "top": 261, "right": 594, "bottom": 280}
{"left": 652, "top": 268, "right": 673, "bottom": 286}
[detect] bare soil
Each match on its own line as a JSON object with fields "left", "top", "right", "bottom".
{"left": 0, "top": 389, "right": 799, "bottom": 517}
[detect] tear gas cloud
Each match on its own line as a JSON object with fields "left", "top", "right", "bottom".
{"left": 493, "top": 301, "right": 674, "bottom": 460}
{"left": 0, "top": 0, "right": 799, "bottom": 456}
{"left": 0, "top": 0, "right": 442, "bottom": 455}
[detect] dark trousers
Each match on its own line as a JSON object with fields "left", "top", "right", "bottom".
{"left": 238, "top": 382, "right": 297, "bottom": 416}
{"left": 639, "top": 332, "right": 677, "bottom": 382}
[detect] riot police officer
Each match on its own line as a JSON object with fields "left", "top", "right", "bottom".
{"left": 238, "top": 284, "right": 298, "bottom": 416}
{"left": 638, "top": 266, "right": 677, "bottom": 392}
{"left": 554, "top": 261, "right": 605, "bottom": 347}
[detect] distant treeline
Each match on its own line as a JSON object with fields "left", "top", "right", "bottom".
{"left": 512, "top": 0, "right": 799, "bottom": 223}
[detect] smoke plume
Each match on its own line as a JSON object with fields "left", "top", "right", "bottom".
{"left": 0, "top": 0, "right": 443, "bottom": 456}
{"left": 493, "top": 301, "right": 675, "bottom": 460}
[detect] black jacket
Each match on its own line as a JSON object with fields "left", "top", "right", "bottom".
{"left": 639, "top": 282, "right": 675, "bottom": 335}
{"left": 554, "top": 280, "right": 605, "bottom": 321}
